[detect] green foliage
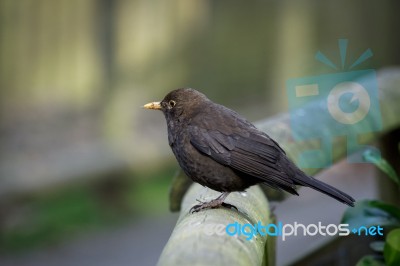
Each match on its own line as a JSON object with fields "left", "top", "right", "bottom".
{"left": 355, "top": 255, "right": 385, "bottom": 266}
{"left": 341, "top": 200, "right": 400, "bottom": 228}
{"left": 342, "top": 149, "right": 400, "bottom": 265}
{"left": 384, "top": 229, "right": 400, "bottom": 266}
{"left": 363, "top": 149, "right": 400, "bottom": 186}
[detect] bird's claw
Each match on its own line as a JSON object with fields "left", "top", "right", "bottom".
{"left": 221, "top": 202, "right": 238, "bottom": 211}
{"left": 190, "top": 200, "right": 238, "bottom": 213}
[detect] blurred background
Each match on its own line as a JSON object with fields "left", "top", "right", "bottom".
{"left": 1, "top": 0, "right": 400, "bottom": 265}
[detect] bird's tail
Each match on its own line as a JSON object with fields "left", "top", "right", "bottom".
{"left": 294, "top": 171, "right": 355, "bottom": 207}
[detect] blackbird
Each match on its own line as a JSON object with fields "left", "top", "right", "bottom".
{"left": 144, "top": 88, "right": 355, "bottom": 212}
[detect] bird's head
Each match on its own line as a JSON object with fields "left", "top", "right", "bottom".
{"left": 143, "top": 88, "right": 208, "bottom": 122}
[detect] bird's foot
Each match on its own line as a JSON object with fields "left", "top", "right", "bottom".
{"left": 190, "top": 192, "right": 237, "bottom": 213}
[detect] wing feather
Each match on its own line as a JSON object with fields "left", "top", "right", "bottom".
{"left": 189, "top": 125, "right": 295, "bottom": 189}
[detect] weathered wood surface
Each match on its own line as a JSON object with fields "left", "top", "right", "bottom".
{"left": 162, "top": 68, "right": 400, "bottom": 266}
{"left": 159, "top": 185, "right": 274, "bottom": 266}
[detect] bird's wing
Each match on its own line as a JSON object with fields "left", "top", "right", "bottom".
{"left": 188, "top": 112, "right": 296, "bottom": 190}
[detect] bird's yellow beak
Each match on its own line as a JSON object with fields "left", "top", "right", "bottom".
{"left": 143, "top": 101, "right": 162, "bottom": 110}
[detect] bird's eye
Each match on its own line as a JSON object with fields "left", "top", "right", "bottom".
{"left": 169, "top": 100, "right": 176, "bottom": 108}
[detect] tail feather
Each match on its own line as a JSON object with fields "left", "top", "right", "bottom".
{"left": 294, "top": 173, "right": 355, "bottom": 207}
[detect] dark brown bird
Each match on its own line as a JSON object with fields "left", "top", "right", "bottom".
{"left": 144, "top": 88, "right": 355, "bottom": 212}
